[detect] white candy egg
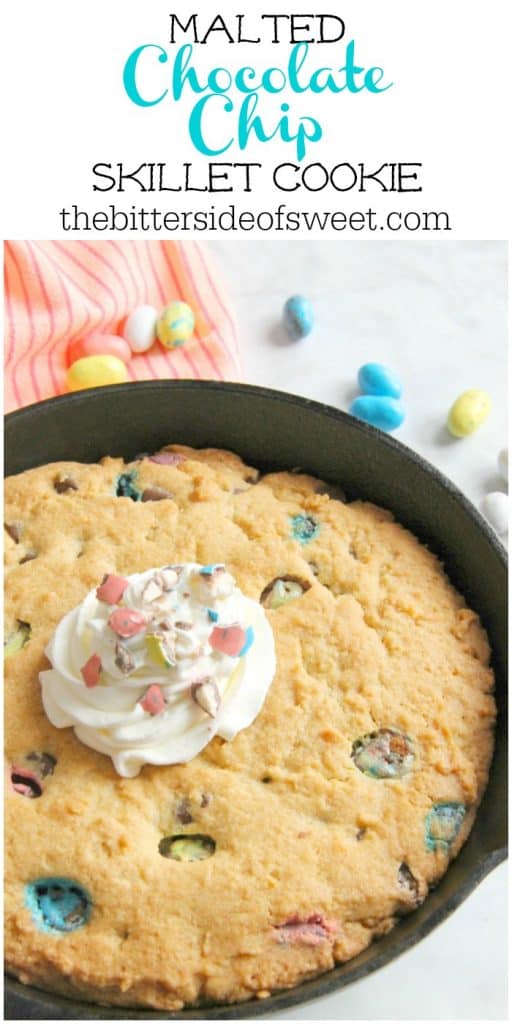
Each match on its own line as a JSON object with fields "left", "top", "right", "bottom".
{"left": 480, "top": 492, "right": 508, "bottom": 536}
{"left": 498, "top": 448, "right": 508, "bottom": 484}
{"left": 123, "top": 305, "right": 158, "bottom": 353}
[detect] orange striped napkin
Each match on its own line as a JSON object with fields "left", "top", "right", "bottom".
{"left": 4, "top": 241, "right": 242, "bottom": 412}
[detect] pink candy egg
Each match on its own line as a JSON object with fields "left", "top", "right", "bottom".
{"left": 67, "top": 333, "right": 132, "bottom": 367}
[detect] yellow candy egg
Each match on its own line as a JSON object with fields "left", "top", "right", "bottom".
{"left": 66, "top": 355, "right": 128, "bottom": 392}
{"left": 156, "top": 301, "right": 195, "bottom": 350}
{"left": 447, "top": 389, "right": 491, "bottom": 437}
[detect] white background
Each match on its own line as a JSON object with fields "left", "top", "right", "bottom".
{"left": 209, "top": 238, "right": 508, "bottom": 1019}
{"left": 1, "top": 0, "right": 510, "bottom": 238}
{"left": 212, "top": 239, "right": 508, "bottom": 510}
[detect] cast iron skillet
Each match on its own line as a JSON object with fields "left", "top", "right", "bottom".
{"left": 4, "top": 381, "right": 508, "bottom": 1020}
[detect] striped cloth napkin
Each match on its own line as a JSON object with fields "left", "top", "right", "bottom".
{"left": 4, "top": 241, "right": 241, "bottom": 412}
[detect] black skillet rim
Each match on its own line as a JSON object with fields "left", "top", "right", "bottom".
{"left": 2, "top": 380, "right": 510, "bottom": 563}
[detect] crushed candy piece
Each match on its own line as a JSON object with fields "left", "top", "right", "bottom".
{"left": 80, "top": 654, "right": 102, "bottom": 688}
{"left": 9, "top": 751, "right": 55, "bottom": 797}
{"left": 5, "top": 522, "right": 23, "bottom": 543}
{"left": 191, "top": 678, "right": 221, "bottom": 718}
{"left": 10, "top": 766, "right": 43, "bottom": 798}
{"left": 115, "top": 471, "right": 141, "bottom": 501}
{"left": 158, "top": 834, "right": 215, "bottom": 861}
{"left": 290, "top": 514, "right": 320, "bottom": 544}
{"left": 239, "top": 626, "right": 254, "bottom": 657}
{"left": 26, "top": 751, "right": 57, "bottom": 778}
{"left": 146, "top": 632, "right": 176, "bottom": 668}
{"left": 397, "top": 862, "right": 421, "bottom": 907}
{"left": 19, "top": 551, "right": 37, "bottom": 564}
{"left": 207, "top": 608, "right": 219, "bottom": 622}
{"left": 274, "top": 913, "right": 337, "bottom": 946}
{"left": 140, "top": 684, "right": 166, "bottom": 715}
{"left": 114, "top": 641, "right": 135, "bottom": 675}
{"left": 4, "top": 621, "right": 31, "bottom": 660}
{"left": 352, "top": 729, "right": 414, "bottom": 779}
{"left": 425, "top": 802, "right": 466, "bottom": 852}
{"left": 260, "top": 575, "right": 311, "bottom": 609}
{"left": 25, "top": 878, "right": 91, "bottom": 933}
{"left": 149, "top": 451, "right": 185, "bottom": 465}
{"left": 199, "top": 563, "right": 224, "bottom": 576}
{"left": 141, "top": 486, "right": 174, "bottom": 502}
{"left": 96, "top": 573, "right": 129, "bottom": 604}
{"left": 109, "top": 608, "right": 146, "bottom": 638}
{"left": 209, "top": 624, "right": 247, "bottom": 657}
{"left": 53, "top": 476, "right": 78, "bottom": 494}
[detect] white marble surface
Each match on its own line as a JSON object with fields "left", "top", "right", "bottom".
{"left": 210, "top": 241, "right": 508, "bottom": 517}
{"left": 209, "top": 240, "right": 508, "bottom": 1020}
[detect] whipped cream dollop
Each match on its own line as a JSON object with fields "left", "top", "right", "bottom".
{"left": 40, "top": 564, "right": 276, "bottom": 777}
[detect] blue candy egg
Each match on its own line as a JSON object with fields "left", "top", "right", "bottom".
{"left": 358, "top": 362, "right": 402, "bottom": 399}
{"left": 25, "top": 877, "right": 92, "bottom": 933}
{"left": 425, "top": 802, "right": 466, "bottom": 852}
{"left": 283, "top": 295, "right": 314, "bottom": 339}
{"left": 290, "top": 514, "right": 321, "bottom": 543}
{"left": 349, "top": 395, "right": 405, "bottom": 432}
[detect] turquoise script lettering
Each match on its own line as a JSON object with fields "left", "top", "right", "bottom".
{"left": 122, "top": 40, "right": 392, "bottom": 159}
{"left": 188, "top": 93, "right": 322, "bottom": 160}
{"left": 123, "top": 44, "right": 169, "bottom": 106}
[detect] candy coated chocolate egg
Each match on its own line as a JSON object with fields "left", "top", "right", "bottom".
{"left": 123, "top": 305, "right": 158, "bottom": 353}
{"left": 447, "top": 389, "right": 491, "bottom": 437}
{"left": 283, "top": 295, "right": 314, "bottom": 339}
{"left": 498, "top": 448, "right": 508, "bottom": 483}
{"left": 66, "top": 355, "right": 128, "bottom": 392}
{"left": 349, "top": 395, "right": 405, "bottom": 432}
{"left": 67, "top": 333, "right": 131, "bottom": 366}
{"left": 358, "top": 362, "right": 402, "bottom": 399}
{"left": 480, "top": 492, "right": 508, "bottom": 535}
{"left": 25, "top": 878, "right": 91, "bottom": 933}
{"left": 157, "top": 302, "right": 195, "bottom": 350}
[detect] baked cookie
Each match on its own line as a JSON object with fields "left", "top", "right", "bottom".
{"left": 4, "top": 445, "right": 495, "bottom": 1010}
